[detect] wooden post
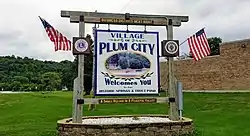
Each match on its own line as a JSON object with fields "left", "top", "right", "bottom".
{"left": 167, "top": 22, "right": 179, "bottom": 121}
{"left": 72, "top": 77, "right": 78, "bottom": 122}
{"left": 72, "top": 15, "right": 85, "bottom": 123}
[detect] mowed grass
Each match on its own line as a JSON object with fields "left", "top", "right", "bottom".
{"left": 0, "top": 92, "right": 250, "bottom": 136}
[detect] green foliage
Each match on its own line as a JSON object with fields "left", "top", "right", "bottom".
{"left": 208, "top": 37, "right": 222, "bottom": 56}
{"left": 0, "top": 34, "right": 94, "bottom": 92}
{"left": 118, "top": 57, "right": 129, "bottom": 69}
{"left": 0, "top": 55, "right": 77, "bottom": 91}
{"left": 12, "top": 76, "right": 29, "bottom": 84}
{"left": 1, "top": 92, "right": 250, "bottom": 136}
{"left": 41, "top": 72, "right": 62, "bottom": 91}
{"left": 129, "top": 58, "right": 143, "bottom": 69}
{"left": 84, "top": 54, "right": 94, "bottom": 93}
{"left": 0, "top": 82, "right": 42, "bottom": 92}
{"left": 109, "top": 52, "right": 150, "bottom": 69}
{"left": 189, "top": 37, "right": 222, "bottom": 57}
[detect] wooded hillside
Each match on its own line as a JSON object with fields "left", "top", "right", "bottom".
{"left": 0, "top": 55, "right": 79, "bottom": 91}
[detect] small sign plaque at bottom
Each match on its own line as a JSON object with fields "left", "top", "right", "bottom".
{"left": 99, "top": 98, "right": 157, "bottom": 104}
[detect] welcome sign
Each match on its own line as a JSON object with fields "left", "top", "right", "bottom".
{"left": 94, "top": 29, "right": 160, "bottom": 96}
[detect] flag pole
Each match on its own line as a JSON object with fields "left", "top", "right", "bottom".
{"left": 179, "top": 27, "right": 206, "bottom": 46}
{"left": 179, "top": 38, "right": 188, "bottom": 46}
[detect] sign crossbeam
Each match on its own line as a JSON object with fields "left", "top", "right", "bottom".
{"left": 61, "top": 10, "right": 188, "bottom": 26}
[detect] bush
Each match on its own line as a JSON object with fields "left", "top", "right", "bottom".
{"left": 129, "top": 59, "right": 143, "bottom": 69}
{"left": 143, "top": 60, "right": 150, "bottom": 68}
{"left": 0, "top": 83, "right": 9, "bottom": 91}
{"left": 118, "top": 57, "right": 128, "bottom": 69}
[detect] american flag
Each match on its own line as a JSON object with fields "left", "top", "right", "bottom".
{"left": 187, "top": 28, "right": 210, "bottom": 61}
{"left": 39, "top": 16, "right": 71, "bottom": 51}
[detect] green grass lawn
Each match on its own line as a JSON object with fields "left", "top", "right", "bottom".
{"left": 1, "top": 91, "right": 250, "bottom": 136}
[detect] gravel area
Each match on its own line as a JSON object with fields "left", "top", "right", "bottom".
{"left": 81, "top": 117, "right": 171, "bottom": 125}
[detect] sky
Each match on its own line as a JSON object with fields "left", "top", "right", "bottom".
{"left": 0, "top": 0, "right": 250, "bottom": 62}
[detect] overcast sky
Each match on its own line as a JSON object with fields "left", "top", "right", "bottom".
{"left": 0, "top": 0, "right": 250, "bottom": 62}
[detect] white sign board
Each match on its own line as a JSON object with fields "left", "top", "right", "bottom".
{"left": 94, "top": 29, "right": 160, "bottom": 96}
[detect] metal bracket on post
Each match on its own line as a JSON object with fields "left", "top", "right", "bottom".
{"left": 125, "top": 13, "right": 130, "bottom": 20}
{"left": 169, "top": 97, "right": 176, "bottom": 102}
{"left": 77, "top": 99, "right": 85, "bottom": 104}
{"left": 80, "top": 15, "right": 84, "bottom": 22}
{"left": 144, "top": 25, "right": 147, "bottom": 33}
{"left": 168, "top": 18, "right": 173, "bottom": 25}
{"left": 108, "top": 24, "right": 110, "bottom": 31}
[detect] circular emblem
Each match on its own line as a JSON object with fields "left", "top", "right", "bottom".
{"left": 75, "top": 39, "right": 89, "bottom": 52}
{"left": 164, "top": 41, "right": 178, "bottom": 54}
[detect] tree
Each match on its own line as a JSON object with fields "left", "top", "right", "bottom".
{"left": 12, "top": 76, "right": 29, "bottom": 84}
{"left": 41, "top": 72, "right": 61, "bottom": 91}
{"left": 118, "top": 57, "right": 129, "bottom": 69}
{"left": 188, "top": 37, "right": 222, "bottom": 58}
{"left": 137, "top": 55, "right": 150, "bottom": 68}
{"left": 208, "top": 37, "right": 222, "bottom": 56}
{"left": 129, "top": 59, "right": 143, "bottom": 69}
{"left": 0, "top": 55, "right": 77, "bottom": 91}
{"left": 60, "top": 60, "right": 76, "bottom": 91}
{"left": 84, "top": 53, "right": 93, "bottom": 93}
{"left": 12, "top": 81, "right": 21, "bottom": 91}
{"left": 143, "top": 60, "right": 150, "bottom": 68}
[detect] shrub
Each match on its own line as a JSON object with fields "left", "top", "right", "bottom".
{"left": 118, "top": 57, "right": 129, "bottom": 69}
{"left": 143, "top": 60, "right": 150, "bottom": 68}
{"left": 129, "top": 59, "right": 143, "bottom": 69}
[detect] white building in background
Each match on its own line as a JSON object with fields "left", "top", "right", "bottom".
{"left": 62, "top": 86, "right": 68, "bottom": 91}
{"left": 159, "top": 53, "right": 191, "bottom": 62}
